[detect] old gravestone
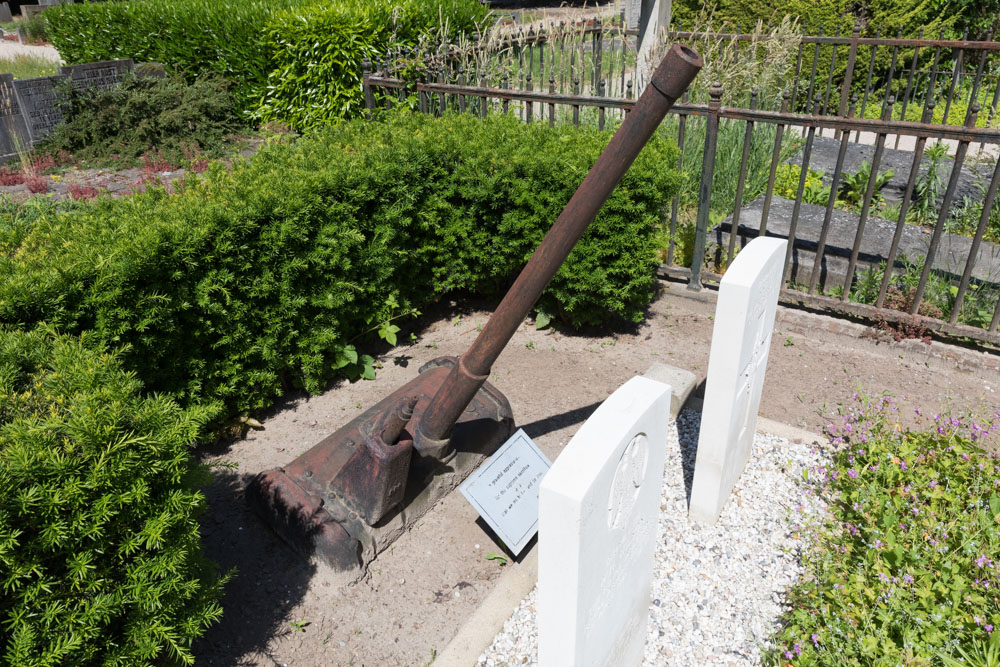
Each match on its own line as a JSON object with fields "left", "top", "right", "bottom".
{"left": 0, "top": 74, "right": 32, "bottom": 162}
{"left": 13, "top": 75, "right": 67, "bottom": 142}
{"left": 59, "top": 59, "right": 133, "bottom": 92}
{"left": 20, "top": 5, "right": 43, "bottom": 19}
{"left": 627, "top": 0, "right": 673, "bottom": 81}
{"left": 688, "top": 236, "right": 786, "bottom": 524}
{"left": 538, "top": 376, "right": 671, "bottom": 667}
{"left": 0, "top": 3, "right": 12, "bottom": 23}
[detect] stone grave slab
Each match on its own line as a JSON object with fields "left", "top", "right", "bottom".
{"left": 13, "top": 74, "right": 67, "bottom": 142}
{"left": 713, "top": 195, "right": 1000, "bottom": 292}
{"left": 689, "top": 237, "right": 785, "bottom": 524}
{"left": 59, "top": 59, "right": 133, "bottom": 92}
{"left": 21, "top": 5, "right": 43, "bottom": 18}
{"left": 787, "top": 134, "right": 994, "bottom": 207}
{"left": 538, "top": 376, "right": 671, "bottom": 667}
{"left": 0, "top": 73, "right": 32, "bottom": 163}
{"left": 0, "top": 3, "right": 12, "bottom": 23}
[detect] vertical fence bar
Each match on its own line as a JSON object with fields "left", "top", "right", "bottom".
{"left": 856, "top": 24, "right": 881, "bottom": 142}
{"left": 598, "top": 79, "right": 606, "bottom": 130}
{"left": 876, "top": 100, "right": 937, "bottom": 308}
{"left": 950, "top": 157, "right": 1000, "bottom": 325}
{"left": 805, "top": 27, "right": 823, "bottom": 109}
{"left": 419, "top": 72, "right": 428, "bottom": 114}
{"left": 942, "top": 29, "right": 969, "bottom": 125}
{"left": 572, "top": 76, "right": 580, "bottom": 125}
{"left": 362, "top": 59, "right": 374, "bottom": 118}
{"left": 894, "top": 28, "right": 923, "bottom": 149}
{"left": 790, "top": 27, "right": 806, "bottom": 110}
{"left": 480, "top": 71, "right": 488, "bottom": 117}
{"left": 881, "top": 30, "right": 901, "bottom": 118}
{"left": 821, "top": 24, "right": 842, "bottom": 119}
{"left": 760, "top": 91, "right": 791, "bottom": 236}
{"left": 436, "top": 65, "right": 445, "bottom": 115}
{"left": 548, "top": 72, "right": 556, "bottom": 126}
{"left": 783, "top": 97, "right": 822, "bottom": 284}
{"left": 667, "top": 91, "right": 688, "bottom": 266}
{"left": 922, "top": 29, "right": 946, "bottom": 122}
{"left": 457, "top": 67, "right": 466, "bottom": 113}
{"left": 842, "top": 97, "right": 895, "bottom": 300}
{"left": 910, "top": 105, "right": 979, "bottom": 313}
{"left": 689, "top": 84, "right": 723, "bottom": 291}
{"left": 835, "top": 20, "right": 861, "bottom": 140}
{"left": 809, "top": 96, "right": 857, "bottom": 293}
{"left": 985, "top": 71, "right": 1000, "bottom": 131}
{"left": 502, "top": 74, "right": 510, "bottom": 114}
{"left": 726, "top": 89, "right": 758, "bottom": 266}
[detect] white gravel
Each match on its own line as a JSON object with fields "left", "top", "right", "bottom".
{"left": 477, "top": 407, "right": 830, "bottom": 666}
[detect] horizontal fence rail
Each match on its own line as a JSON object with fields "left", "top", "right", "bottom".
{"left": 364, "top": 25, "right": 1000, "bottom": 349}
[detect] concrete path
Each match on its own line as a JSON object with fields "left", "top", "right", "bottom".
{"left": 0, "top": 40, "right": 61, "bottom": 63}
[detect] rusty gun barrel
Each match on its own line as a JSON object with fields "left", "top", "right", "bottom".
{"left": 413, "top": 44, "right": 703, "bottom": 458}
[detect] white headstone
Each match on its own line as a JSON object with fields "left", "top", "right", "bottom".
{"left": 689, "top": 237, "right": 786, "bottom": 524}
{"left": 538, "top": 376, "right": 671, "bottom": 667}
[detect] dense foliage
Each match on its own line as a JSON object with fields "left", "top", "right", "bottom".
{"left": 0, "top": 112, "right": 678, "bottom": 427}
{"left": 43, "top": 0, "right": 300, "bottom": 113}
{"left": 38, "top": 74, "right": 243, "bottom": 166}
{"left": 766, "top": 394, "right": 1000, "bottom": 665}
{"left": 0, "top": 326, "right": 225, "bottom": 665}
{"left": 674, "top": 0, "right": 997, "bottom": 38}
{"left": 43, "top": 0, "right": 489, "bottom": 121}
{"left": 255, "top": 0, "right": 488, "bottom": 129}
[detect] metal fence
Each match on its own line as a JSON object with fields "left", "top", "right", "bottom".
{"left": 363, "top": 26, "right": 1000, "bottom": 348}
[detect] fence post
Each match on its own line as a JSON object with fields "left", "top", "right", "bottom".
{"left": 362, "top": 59, "right": 375, "bottom": 119}
{"left": 688, "top": 83, "right": 722, "bottom": 291}
{"left": 836, "top": 20, "right": 861, "bottom": 139}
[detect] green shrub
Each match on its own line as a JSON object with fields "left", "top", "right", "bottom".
{"left": 0, "top": 326, "right": 226, "bottom": 665}
{"left": 44, "top": 0, "right": 489, "bottom": 122}
{"left": 0, "top": 112, "right": 678, "bottom": 427}
{"left": 38, "top": 74, "right": 243, "bottom": 166}
{"left": 766, "top": 394, "right": 1000, "bottom": 665}
{"left": 255, "top": 0, "right": 489, "bottom": 129}
{"left": 43, "top": 0, "right": 302, "bottom": 113}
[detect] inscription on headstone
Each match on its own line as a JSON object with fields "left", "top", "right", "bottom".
{"left": 459, "top": 428, "right": 551, "bottom": 556}
{"left": 538, "top": 376, "right": 671, "bottom": 667}
{"left": 0, "top": 73, "right": 32, "bottom": 161}
{"left": 689, "top": 236, "right": 787, "bottom": 523}
{"left": 13, "top": 75, "right": 67, "bottom": 142}
{"left": 59, "top": 59, "right": 133, "bottom": 92}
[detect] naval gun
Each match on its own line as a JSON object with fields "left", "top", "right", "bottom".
{"left": 247, "top": 44, "right": 703, "bottom": 570}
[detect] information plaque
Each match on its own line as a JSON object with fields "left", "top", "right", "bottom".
{"left": 460, "top": 428, "right": 552, "bottom": 556}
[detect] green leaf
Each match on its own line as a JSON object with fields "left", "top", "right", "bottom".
{"left": 534, "top": 311, "right": 552, "bottom": 330}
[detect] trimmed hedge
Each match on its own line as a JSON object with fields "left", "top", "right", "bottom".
{"left": 0, "top": 112, "right": 679, "bottom": 427}
{"left": 43, "top": 0, "right": 302, "bottom": 113}
{"left": 44, "top": 0, "right": 489, "bottom": 121}
{"left": 255, "top": 0, "right": 489, "bottom": 129}
{"left": 0, "top": 327, "right": 225, "bottom": 665}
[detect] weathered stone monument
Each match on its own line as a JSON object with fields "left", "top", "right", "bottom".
{"left": 20, "top": 5, "right": 44, "bottom": 19}
{"left": 689, "top": 237, "right": 786, "bottom": 523}
{"left": 0, "top": 3, "right": 13, "bottom": 23}
{"left": 628, "top": 0, "right": 673, "bottom": 82}
{"left": 59, "top": 59, "right": 134, "bottom": 92}
{"left": 0, "top": 74, "right": 32, "bottom": 163}
{"left": 538, "top": 376, "right": 671, "bottom": 667}
{"left": 13, "top": 75, "right": 68, "bottom": 142}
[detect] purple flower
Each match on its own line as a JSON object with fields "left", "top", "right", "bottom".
{"left": 963, "top": 453, "right": 971, "bottom": 461}
{"left": 900, "top": 461, "right": 908, "bottom": 470}
{"left": 874, "top": 539, "right": 883, "bottom": 549}
{"left": 987, "top": 624, "right": 994, "bottom": 633}
{"left": 794, "top": 643, "right": 803, "bottom": 656}
{"left": 929, "top": 479, "right": 938, "bottom": 489}
{"left": 811, "top": 633, "right": 820, "bottom": 645}
{"left": 858, "top": 449, "right": 866, "bottom": 456}
{"left": 785, "top": 650, "right": 793, "bottom": 659}
{"left": 849, "top": 468, "right": 858, "bottom": 479}
{"left": 902, "top": 574, "right": 914, "bottom": 584}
